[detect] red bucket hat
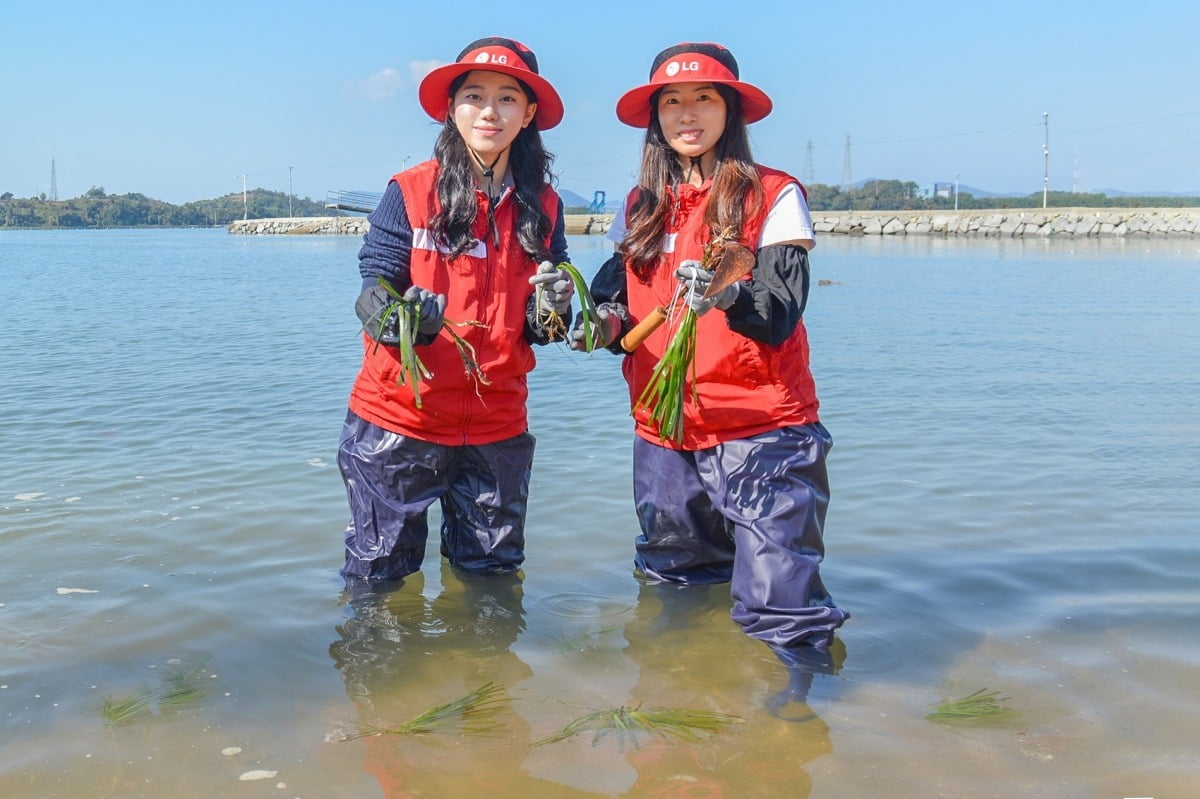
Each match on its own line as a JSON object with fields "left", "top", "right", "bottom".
{"left": 418, "top": 36, "right": 564, "bottom": 130}
{"left": 616, "top": 42, "right": 772, "bottom": 128}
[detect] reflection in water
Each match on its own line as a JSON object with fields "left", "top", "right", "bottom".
{"left": 329, "top": 568, "right": 603, "bottom": 798}
{"left": 526, "top": 581, "right": 845, "bottom": 797}
{"left": 614, "top": 582, "right": 842, "bottom": 798}
{"left": 330, "top": 573, "right": 848, "bottom": 797}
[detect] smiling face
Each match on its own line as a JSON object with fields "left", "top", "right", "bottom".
{"left": 656, "top": 82, "right": 728, "bottom": 168}
{"left": 449, "top": 70, "right": 537, "bottom": 160}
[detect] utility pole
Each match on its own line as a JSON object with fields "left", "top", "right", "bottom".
{"left": 238, "top": 174, "right": 248, "bottom": 220}
{"left": 288, "top": 165, "right": 294, "bottom": 218}
{"left": 49, "top": 159, "right": 59, "bottom": 201}
{"left": 1042, "top": 112, "right": 1049, "bottom": 209}
{"left": 955, "top": 174, "right": 960, "bottom": 211}
{"left": 840, "top": 134, "right": 853, "bottom": 192}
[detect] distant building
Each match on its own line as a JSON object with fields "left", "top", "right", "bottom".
{"left": 933, "top": 182, "right": 955, "bottom": 199}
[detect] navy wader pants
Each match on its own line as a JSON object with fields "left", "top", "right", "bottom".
{"left": 337, "top": 410, "right": 534, "bottom": 581}
{"left": 632, "top": 423, "right": 849, "bottom": 649}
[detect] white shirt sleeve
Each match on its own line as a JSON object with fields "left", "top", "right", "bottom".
{"left": 606, "top": 196, "right": 629, "bottom": 246}
{"left": 759, "top": 182, "right": 816, "bottom": 250}
{"left": 608, "top": 183, "right": 814, "bottom": 250}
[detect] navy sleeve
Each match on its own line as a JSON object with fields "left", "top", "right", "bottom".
{"left": 587, "top": 252, "right": 634, "bottom": 354}
{"left": 723, "top": 244, "right": 810, "bottom": 346}
{"left": 549, "top": 197, "right": 569, "bottom": 263}
{"left": 523, "top": 197, "right": 573, "bottom": 345}
{"left": 357, "top": 180, "right": 413, "bottom": 293}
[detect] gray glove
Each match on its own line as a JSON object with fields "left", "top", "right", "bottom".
{"left": 402, "top": 285, "right": 446, "bottom": 336}
{"left": 676, "top": 260, "right": 739, "bottom": 316}
{"left": 568, "top": 305, "right": 622, "bottom": 351}
{"left": 529, "top": 260, "right": 575, "bottom": 314}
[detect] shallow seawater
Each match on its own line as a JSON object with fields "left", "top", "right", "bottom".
{"left": 1, "top": 229, "right": 1198, "bottom": 798}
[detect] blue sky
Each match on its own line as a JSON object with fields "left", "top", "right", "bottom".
{"left": 3, "top": 0, "right": 1198, "bottom": 205}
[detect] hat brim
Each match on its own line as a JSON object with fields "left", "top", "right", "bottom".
{"left": 418, "top": 62, "right": 564, "bottom": 130}
{"left": 615, "top": 80, "right": 772, "bottom": 128}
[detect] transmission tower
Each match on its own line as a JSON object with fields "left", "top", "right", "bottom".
{"left": 802, "top": 139, "right": 815, "bottom": 185}
{"left": 840, "top": 135, "right": 853, "bottom": 192}
{"left": 49, "top": 159, "right": 59, "bottom": 201}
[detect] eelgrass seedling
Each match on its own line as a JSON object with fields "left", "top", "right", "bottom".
{"left": 99, "top": 659, "right": 209, "bottom": 726}
{"left": 373, "top": 278, "right": 491, "bottom": 406}
{"left": 554, "top": 625, "right": 620, "bottom": 655}
{"left": 925, "top": 688, "right": 1014, "bottom": 723}
{"left": 536, "top": 262, "right": 604, "bottom": 351}
{"left": 534, "top": 702, "right": 742, "bottom": 751}
{"left": 633, "top": 298, "right": 697, "bottom": 443}
{"left": 633, "top": 230, "right": 738, "bottom": 443}
{"left": 441, "top": 319, "right": 491, "bottom": 398}
{"left": 100, "top": 692, "right": 155, "bottom": 726}
{"left": 340, "top": 682, "right": 510, "bottom": 740}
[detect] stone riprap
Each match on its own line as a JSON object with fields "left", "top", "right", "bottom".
{"left": 228, "top": 215, "right": 612, "bottom": 236}
{"left": 811, "top": 208, "right": 1200, "bottom": 237}
{"left": 228, "top": 217, "right": 369, "bottom": 235}
{"left": 229, "top": 208, "right": 1199, "bottom": 237}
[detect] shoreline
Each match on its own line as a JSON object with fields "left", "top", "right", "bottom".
{"left": 227, "top": 208, "right": 1200, "bottom": 237}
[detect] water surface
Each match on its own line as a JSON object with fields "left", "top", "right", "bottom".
{"left": 2, "top": 229, "right": 1197, "bottom": 798}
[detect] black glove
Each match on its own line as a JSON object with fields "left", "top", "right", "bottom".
{"left": 528, "top": 260, "right": 575, "bottom": 314}
{"left": 402, "top": 285, "right": 447, "bottom": 336}
{"left": 568, "top": 304, "right": 622, "bottom": 351}
{"left": 675, "top": 260, "right": 739, "bottom": 316}
{"left": 356, "top": 284, "right": 401, "bottom": 344}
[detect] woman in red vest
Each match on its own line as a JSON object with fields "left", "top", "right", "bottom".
{"left": 574, "top": 43, "right": 849, "bottom": 657}
{"left": 338, "top": 37, "right": 574, "bottom": 585}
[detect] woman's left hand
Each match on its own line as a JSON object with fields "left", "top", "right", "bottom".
{"left": 676, "top": 261, "right": 738, "bottom": 316}
{"left": 529, "top": 261, "right": 575, "bottom": 314}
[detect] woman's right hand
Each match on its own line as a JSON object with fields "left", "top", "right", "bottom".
{"left": 402, "top": 285, "right": 447, "bottom": 335}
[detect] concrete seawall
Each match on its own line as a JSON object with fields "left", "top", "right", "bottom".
{"left": 230, "top": 208, "right": 1199, "bottom": 237}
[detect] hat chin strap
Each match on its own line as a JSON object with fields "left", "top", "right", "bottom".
{"left": 684, "top": 156, "right": 706, "bottom": 185}
{"left": 467, "top": 145, "right": 509, "bottom": 247}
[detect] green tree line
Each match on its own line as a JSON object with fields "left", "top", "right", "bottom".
{"left": 0, "top": 187, "right": 328, "bottom": 228}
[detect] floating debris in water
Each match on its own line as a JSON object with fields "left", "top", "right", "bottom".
{"left": 238, "top": 770, "right": 278, "bottom": 781}
{"left": 56, "top": 587, "right": 98, "bottom": 595}
{"left": 221, "top": 746, "right": 242, "bottom": 756}
{"left": 535, "top": 703, "right": 743, "bottom": 751}
{"left": 925, "top": 688, "right": 1015, "bottom": 723}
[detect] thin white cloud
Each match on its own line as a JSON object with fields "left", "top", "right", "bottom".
{"left": 344, "top": 60, "right": 442, "bottom": 101}
{"left": 409, "top": 59, "right": 442, "bottom": 85}
{"left": 357, "top": 68, "right": 404, "bottom": 100}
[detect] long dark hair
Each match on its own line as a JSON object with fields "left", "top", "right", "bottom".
{"left": 429, "top": 73, "right": 555, "bottom": 261}
{"left": 619, "top": 84, "right": 764, "bottom": 282}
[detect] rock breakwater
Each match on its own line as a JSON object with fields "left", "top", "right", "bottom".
{"left": 811, "top": 207, "right": 1199, "bottom": 237}
{"left": 229, "top": 208, "right": 1199, "bottom": 238}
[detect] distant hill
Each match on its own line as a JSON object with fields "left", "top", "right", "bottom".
{"left": 1, "top": 188, "right": 326, "bottom": 228}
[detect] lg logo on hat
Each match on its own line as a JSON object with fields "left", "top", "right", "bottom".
{"left": 665, "top": 60, "right": 700, "bottom": 77}
{"left": 475, "top": 52, "right": 508, "bottom": 65}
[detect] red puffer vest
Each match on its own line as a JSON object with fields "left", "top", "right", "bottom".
{"left": 622, "top": 165, "right": 820, "bottom": 450}
{"left": 349, "top": 159, "right": 559, "bottom": 445}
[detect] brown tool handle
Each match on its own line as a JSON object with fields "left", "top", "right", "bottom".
{"left": 619, "top": 306, "right": 668, "bottom": 351}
